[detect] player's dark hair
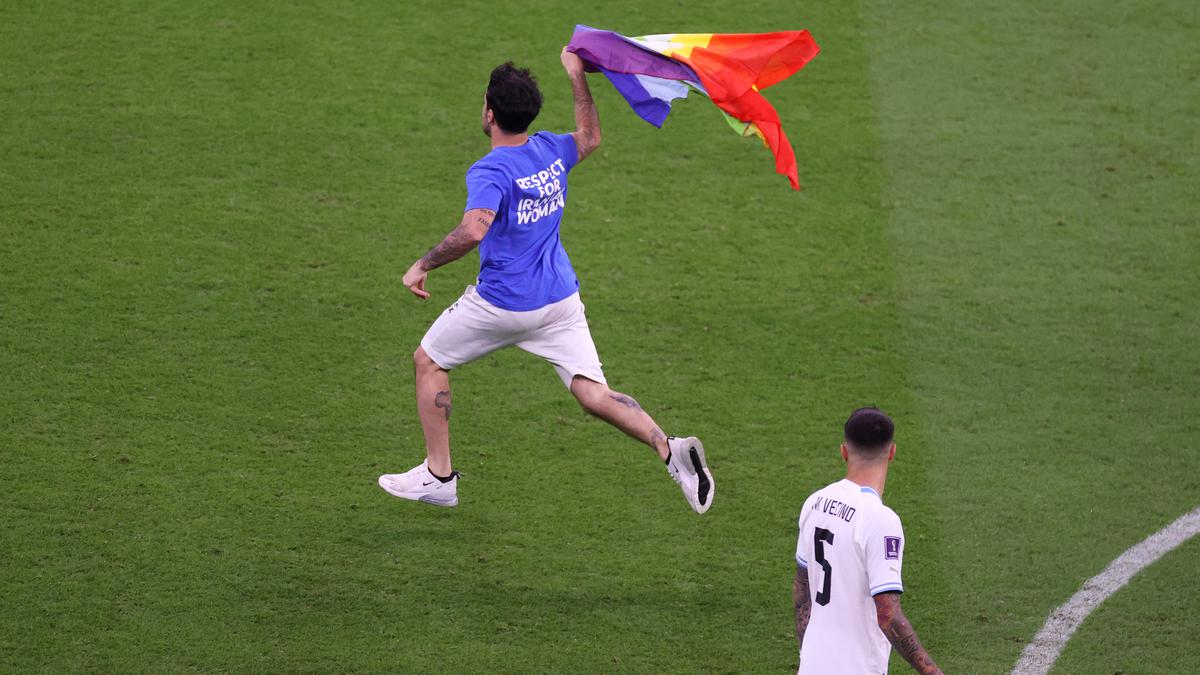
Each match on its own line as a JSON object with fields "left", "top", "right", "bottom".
{"left": 844, "top": 407, "right": 895, "bottom": 456}
{"left": 486, "top": 62, "right": 543, "bottom": 134}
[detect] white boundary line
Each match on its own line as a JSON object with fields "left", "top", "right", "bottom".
{"left": 1011, "top": 505, "right": 1200, "bottom": 675}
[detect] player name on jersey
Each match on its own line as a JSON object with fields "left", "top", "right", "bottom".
{"left": 811, "top": 496, "right": 856, "bottom": 523}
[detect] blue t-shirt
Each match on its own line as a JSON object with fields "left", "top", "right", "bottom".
{"left": 464, "top": 131, "right": 580, "bottom": 311}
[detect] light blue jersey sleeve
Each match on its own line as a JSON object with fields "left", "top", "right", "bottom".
{"left": 865, "top": 508, "right": 904, "bottom": 596}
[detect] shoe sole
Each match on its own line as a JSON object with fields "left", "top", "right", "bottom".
{"left": 378, "top": 476, "right": 459, "bottom": 508}
{"left": 684, "top": 437, "right": 714, "bottom": 514}
{"left": 418, "top": 493, "right": 458, "bottom": 508}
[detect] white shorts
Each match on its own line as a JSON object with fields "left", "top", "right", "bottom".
{"left": 420, "top": 285, "right": 607, "bottom": 389}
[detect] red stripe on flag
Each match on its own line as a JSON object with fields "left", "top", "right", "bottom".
{"left": 675, "top": 31, "right": 819, "bottom": 190}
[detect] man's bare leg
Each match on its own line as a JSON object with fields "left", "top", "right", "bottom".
{"left": 414, "top": 346, "right": 454, "bottom": 476}
{"left": 569, "top": 376, "right": 670, "bottom": 461}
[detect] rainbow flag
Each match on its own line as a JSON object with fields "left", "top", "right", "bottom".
{"left": 567, "top": 25, "right": 820, "bottom": 190}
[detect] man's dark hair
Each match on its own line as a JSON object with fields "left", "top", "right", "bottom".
{"left": 844, "top": 407, "right": 895, "bottom": 456}
{"left": 486, "top": 62, "right": 543, "bottom": 134}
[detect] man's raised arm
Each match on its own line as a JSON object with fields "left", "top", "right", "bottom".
{"left": 560, "top": 47, "right": 601, "bottom": 162}
{"left": 873, "top": 592, "right": 943, "bottom": 675}
{"left": 401, "top": 208, "right": 495, "bottom": 299}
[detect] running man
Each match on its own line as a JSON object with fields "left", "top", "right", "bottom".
{"left": 377, "top": 50, "right": 714, "bottom": 513}
{"left": 793, "top": 408, "right": 942, "bottom": 674}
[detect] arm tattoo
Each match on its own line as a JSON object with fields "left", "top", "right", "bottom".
{"left": 608, "top": 393, "right": 642, "bottom": 410}
{"left": 418, "top": 209, "right": 494, "bottom": 271}
{"left": 568, "top": 71, "right": 601, "bottom": 158}
{"left": 874, "top": 593, "right": 941, "bottom": 675}
{"left": 793, "top": 566, "right": 811, "bottom": 649}
{"left": 471, "top": 208, "right": 495, "bottom": 228}
{"left": 434, "top": 390, "right": 451, "bottom": 420}
{"left": 419, "top": 226, "right": 478, "bottom": 271}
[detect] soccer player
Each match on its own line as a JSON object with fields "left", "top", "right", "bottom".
{"left": 793, "top": 408, "right": 942, "bottom": 674}
{"left": 377, "top": 50, "right": 714, "bottom": 513}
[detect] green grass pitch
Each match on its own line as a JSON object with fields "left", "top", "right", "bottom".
{"left": 2, "top": 0, "right": 1197, "bottom": 672}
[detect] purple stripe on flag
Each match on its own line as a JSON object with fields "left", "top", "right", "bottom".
{"left": 601, "top": 71, "right": 672, "bottom": 127}
{"left": 567, "top": 24, "right": 700, "bottom": 83}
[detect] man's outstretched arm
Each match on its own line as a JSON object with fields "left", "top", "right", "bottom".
{"left": 402, "top": 208, "right": 495, "bottom": 299}
{"left": 874, "top": 592, "right": 943, "bottom": 675}
{"left": 793, "top": 565, "right": 812, "bottom": 655}
{"left": 560, "top": 47, "right": 601, "bottom": 162}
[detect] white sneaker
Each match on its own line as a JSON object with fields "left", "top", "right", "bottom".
{"left": 378, "top": 460, "right": 459, "bottom": 507}
{"left": 666, "top": 436, "right": 714, "bottom": 514}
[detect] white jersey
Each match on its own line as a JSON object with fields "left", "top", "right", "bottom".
{"left": 796, "top": 479, "right": 905, "bottom": 675}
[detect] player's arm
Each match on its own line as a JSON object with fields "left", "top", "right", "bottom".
{"left": 873, "top": 592, "right": 943, "bottom": 675}
{"left": 401, "top": 208, "right": 495, "bottom": 299}
{"left": 560, "top": 47, "right": 601, "bottom": 162}
{"left": 793, "top": 563, "right": 812, "bottom": 653}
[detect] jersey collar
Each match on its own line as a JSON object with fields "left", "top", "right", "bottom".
{"left": 844, "top": 479, "right": 881, "bottom": 500}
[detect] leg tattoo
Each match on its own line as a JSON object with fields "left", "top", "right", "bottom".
{"left": 434, "top": 390, "right": 452, "bottom": 420}
{"left": 609, "top": 393, "right": 642, "bottom": 410}
{"left": 650, "top": 426, "right": 667, "bottom": 447}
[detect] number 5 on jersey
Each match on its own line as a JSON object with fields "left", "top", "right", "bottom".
{"left": 814, "top": 527, "right": 835, "bottom": 606}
